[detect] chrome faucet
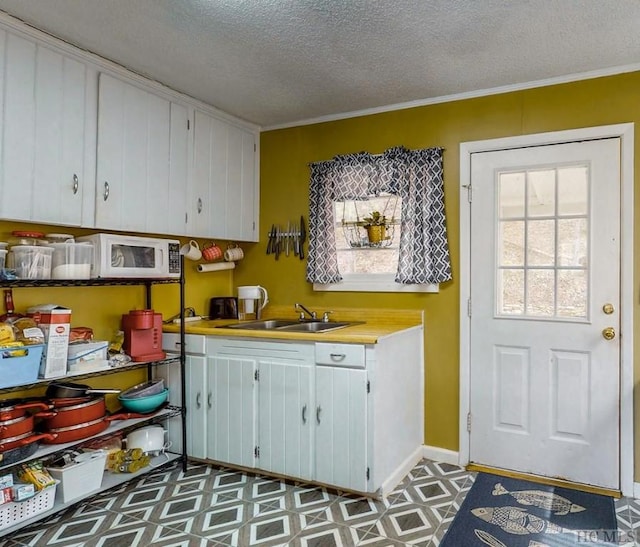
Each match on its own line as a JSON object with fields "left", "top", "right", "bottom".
{"left": 295, "top": 303, "right": 317, "bottom": 321}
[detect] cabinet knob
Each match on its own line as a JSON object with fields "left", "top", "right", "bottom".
{"left": 196, "top": 392, "right": 201, "bottom": 409}
{"left": 207, "top": 392, "right": 212, "bottom": 409}
{"left": 302, "top": 404, "right": 307, "bottom": 424}
{"left": 103, "top": 181, "right": 110, "bottom": 201}
{"left": 316, "top": 405, "right": 322, "bottom": 425}
{"left": 72, "top": 173, "right": 79, "bottom": 195}
{"left": 197, "top": 198, "right": 203, "bottom": 214}
{"left": 329, "top": 353, "right": 346, "bottom": 361}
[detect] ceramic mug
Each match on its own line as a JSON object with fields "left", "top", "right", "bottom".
{"left": 180, "top": 240, "right": 202, "bottom": 261}
{"left": 202, "top": 242, "right": 223, "bottom": 262}
{"left": 224, "top": 244, "right": 244, "bottom": 262}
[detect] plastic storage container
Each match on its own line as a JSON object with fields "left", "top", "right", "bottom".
{"left": 10, "top": 246, "right": 53, "bottom": 279}
{"left": 0, "top": 345, "right": 44, "bottom": 388}
{"left": 0, "top": 481, "right": 58, "bottom": 531}
{"left": 48, "top": 242, "right": 92, "bottom": 280}
{"left": 47, "top": 452, "right": 106, "bottom": 503}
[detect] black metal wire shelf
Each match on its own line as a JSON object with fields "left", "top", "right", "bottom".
{"left": 0, "top": 278, "right": 180, "bottom": 288}
{"left": 0, "top": 356, "right": 181, "bottom": 395}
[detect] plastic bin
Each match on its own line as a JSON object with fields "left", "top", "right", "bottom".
{"left": 10, "top": 246, "right": 53, "bottom": 279}
{"left": 0, "top": 481, "right": 58, "bottom": 531}
{"left": 48, "top": 242, "right": 92, "bottom": 280}
{"left": 0, "top": 344, "right": 44, "bottom": 388}
{"left": 47, "top": 451, "right": 106, "bottom": 503}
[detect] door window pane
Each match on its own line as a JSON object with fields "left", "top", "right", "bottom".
{"left": 499, "top": 172, "right": 526, "bottom": 218}
{"left": 499, "top": 269, "right": 524, "bottom": 315}
{"left": 558, "top": 166, "right": 588, "bottom": 215}
{"left": 499, "top": 221, "right": 524, "bottom": 266}
{"left": 557, "top": 270, "right": 588, "bottom": 318}
{"left": 527, "top": 169, "right": 555, "bottom": 217}
{"left": 527, "top": 220, "right": 555, "bottom": 267}
{"left": 526, "top": 269, "right": 555, "bottom": 316}
{"left": 496, "top": 164, "right": 589, "bottom": 320}
{"left": 558, "top": 218, "right": 588, "bottom": 267}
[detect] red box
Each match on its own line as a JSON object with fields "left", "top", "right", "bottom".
{"left": 0, "top": 487, "right": 12, "bottom": 505}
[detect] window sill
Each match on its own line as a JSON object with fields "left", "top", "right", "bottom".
{"left": 313, "top": 274, "right": 439, "bottom": 293}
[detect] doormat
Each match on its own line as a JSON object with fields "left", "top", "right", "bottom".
{"left": 440, "top": 473, "right": 618, "bottom": 546}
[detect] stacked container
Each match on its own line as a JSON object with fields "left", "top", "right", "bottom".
{"left": 48, "top": 242, "right": 93, "bottom": 280}
{"left": 10, "top": 246, "right": 54, "bottom": 279}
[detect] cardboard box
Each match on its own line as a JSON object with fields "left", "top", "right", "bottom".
{"left": 0, "top": 487, "right": 11, "bottom": 505}
{"left": 27, "top": 305, "right": 71, "bottom": 379}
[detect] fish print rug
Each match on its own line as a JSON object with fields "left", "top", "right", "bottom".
{"left": 440, "top": 473, "right": 618, "bottom": 546}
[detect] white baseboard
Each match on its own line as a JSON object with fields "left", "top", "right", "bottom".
{"left": 378, "top": 446, "right": 424, "bottom": 498}
{"left": 422, "top": 445, "right": 460, "bottom": 466}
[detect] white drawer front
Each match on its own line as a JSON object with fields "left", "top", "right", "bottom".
{"left": 162, "top": 333, "right": 206, "bottom": 355}
{"left": 315, "top": 343, "right": 365, "bottom": 368}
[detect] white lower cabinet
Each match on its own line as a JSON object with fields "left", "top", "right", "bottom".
{"left": 197, "top": 328, "right": 423, "bottom": 496}
{"left": 206, "top": 353, "right": 256, "bottom": 468}
{"left": 315, "top": 364, "right": 368, "bottom": 492}
{"left": 257, "top": 351, "right": 314, "bottom": 480}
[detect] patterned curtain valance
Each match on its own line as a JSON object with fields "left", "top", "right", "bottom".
{"left": 306, "top": 146, "right": 452, "bottom": 285}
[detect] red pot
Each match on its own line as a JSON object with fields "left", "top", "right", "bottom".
{"left": 0, "top": 411, "right": 56, "bottom": 440}
{"left": 0, "top": 431, "right": 57, "bottom": 452}
{"left": 44, "top": 411, "right": 150, "bottom": 444}
{"left": 0, "top": 399, "right": 51, "bottom": 422}
{"left": 42, "top": 397, "right": 107, "bottom": 429}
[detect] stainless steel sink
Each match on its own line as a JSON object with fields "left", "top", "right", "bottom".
{"left": 219, "top": 319, "right": 299, "bottom": 330}
{"left": 277, "top": 321, "right": 354, "bottom": 332}
{"left": 216, "top": 319, "right": 362, "bottom": 332}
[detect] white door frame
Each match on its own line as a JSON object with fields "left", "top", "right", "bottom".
{"left": 459, "top": 123, "right": 635, "bottom": 496}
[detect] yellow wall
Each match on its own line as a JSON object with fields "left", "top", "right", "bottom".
{"left": 239, "top": 71, "right": 640, "bottom": 478}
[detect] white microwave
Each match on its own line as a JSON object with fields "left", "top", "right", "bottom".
{"left": 76, "top": 234, "right": 181, "bottom": 278}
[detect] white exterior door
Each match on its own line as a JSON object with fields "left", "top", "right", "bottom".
{"left": 469, "top": 138, "right": 621, "bottom": 489}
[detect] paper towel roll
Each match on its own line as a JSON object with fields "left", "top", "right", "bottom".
{"left": 197, "top": 262, "right": 235, "bottom": 273}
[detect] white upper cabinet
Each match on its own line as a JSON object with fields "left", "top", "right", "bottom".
{"left": 0, "top": 16, "right": 259, "bottom": 238}
{"left": 0, "top": 30, "right": 90, "bottom": 226}
{"left": 191, "top": 109, "right": 258, "bottom": 241}
{"left": 95, "top": 73, "right": 173, "bottom": 233}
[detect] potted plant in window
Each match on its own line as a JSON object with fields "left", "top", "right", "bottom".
{"left": 362, "top": 211, "right": 389, "bottom": 245}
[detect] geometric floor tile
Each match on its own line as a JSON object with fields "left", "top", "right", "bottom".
{"left": 1, "top": 458, "right": 636, "bottom": 547}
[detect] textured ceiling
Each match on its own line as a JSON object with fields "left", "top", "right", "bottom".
{"left": 0, "top": 0, "right": 638, "bottom": 129}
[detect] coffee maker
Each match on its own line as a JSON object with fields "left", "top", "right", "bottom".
{"left": 237, "top": 286, "right": 269, "bottom": 320}
{"left": 122, "top": 309, "right": 166, "bottom": 362}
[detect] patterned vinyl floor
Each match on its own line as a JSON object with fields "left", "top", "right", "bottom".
{"left": 1, "top": 459, "right": 638, "bottom": 547}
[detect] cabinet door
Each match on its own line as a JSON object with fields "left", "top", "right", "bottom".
{"left": 185, "top": 355, "right": 207, "bottom": 459}
{"left": 0, "top": 31, "right": 87, "bottom": 225}
{"left": 95, "top": 73, "right": 171, "bottom": 233}
{"left": 258, "top": 359, "right": 313, "bottom": 480}
{"left": 190, "top": 109, "right": 257, "bottom": 240}
{"left": 207, "top": 355, "right": 257, "bottom": 468}
{"left": 167, "top": 102, "right": 190, "bottom": 236}
{"left": 226, "top": 124, "right": 257, "bottom": 241}
{"left": 315, "top": 366, "right": 368, "bottom": 491}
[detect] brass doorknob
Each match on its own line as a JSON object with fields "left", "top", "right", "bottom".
{"left": 602, "top": 327, "right": 616, "bottom": 340}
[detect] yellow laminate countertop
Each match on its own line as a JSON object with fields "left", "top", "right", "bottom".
{"left": 163, "top": 306, "right": 423, "bottom": 344}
